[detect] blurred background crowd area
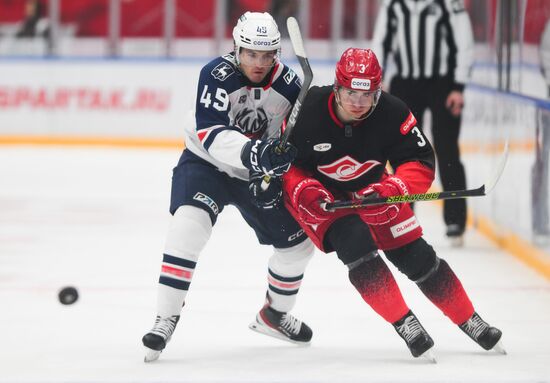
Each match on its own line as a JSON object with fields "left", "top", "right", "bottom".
{"left": 0, "top": 0, "right": 549, "bottom": 58}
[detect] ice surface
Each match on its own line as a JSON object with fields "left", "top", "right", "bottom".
{"left": 0, "top": 147, "right": 548, "bottom": 382}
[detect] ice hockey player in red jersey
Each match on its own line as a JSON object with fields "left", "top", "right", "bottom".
{"left": 281, "top": 47, "right": 504, "bottom": 360}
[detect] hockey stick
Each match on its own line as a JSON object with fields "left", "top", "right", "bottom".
{"left": 324, "top": 140, "right": 509, "bottom": 211}
{"left": 261, "top": 16, "right": 313, "bottom": 189}
{"left": 279, "top": 16, "right": 313, "bottom": 146}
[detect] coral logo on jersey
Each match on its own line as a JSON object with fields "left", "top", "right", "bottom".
{"left": 313, "top": 143, "right": 332, "bottom": 152}
{"left": 235, "top": 107, "right": 268, "bottom": 135}
{"left": 351, "top": 78, "right": 371, "bottom": 90}
{"left": 211, "top": 62, "right": 234, "bottom": 81}
{"left": 400, "top": 112, "right": 417, "bottom": 135}
{"left": 193, "top": 192, "right": 219, "bottom": 215}
{"left": 283, "top": 70, "right": 296, "bottom": 85}
{"left": 317, "top": 156, "right": 381, "bottom": 181}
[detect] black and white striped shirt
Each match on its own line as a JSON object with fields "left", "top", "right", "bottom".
{"left": 371, "top": 0, "right": 474, "bottom": 89}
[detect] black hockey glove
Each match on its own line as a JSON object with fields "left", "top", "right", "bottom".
{"left": 249, "top": 171, "right": 283, "bottom": 209}
{"left": 241, "top": 139, "right": 297, "bottom": 177}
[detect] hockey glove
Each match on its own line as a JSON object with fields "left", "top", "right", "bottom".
{"left": 357, "top": 176, "right": 409, "bottom": 226}
{"left": 249, "top": 171, "right": 282, "bottom": 209}
{"left": 292, "top": 178, "right": 335, "bottom": 225}
{"left": 241, "top": 139, "right": 298, "bottom": 177}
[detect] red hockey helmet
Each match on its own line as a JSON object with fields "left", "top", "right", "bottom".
{"left": 334, "top": 48, "right": 382, "bottom": 91}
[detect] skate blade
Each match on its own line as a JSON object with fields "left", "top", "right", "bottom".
{"left": 420, "top": 349, "right": 437, "bottom": 364}
{"left": 144, "top": 348, "right": 161, "bottom": 363}
{"left": 492, "top": 340, "right": 507, "bottom": 355}
{"left": 248, "top": 321, "right": 310, "bottom": 346}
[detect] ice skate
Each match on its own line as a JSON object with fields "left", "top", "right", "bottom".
{"left": 142, "top": 315, "right": 180, "bottom": 362}
{"left": 459, "top": 312, "right": 506, "bottom": 354}
{"left": 249, "top": 305, "right": 312, "bottom": 345}
{"left": 393, "top": 311, "right": 436, "bottom": 362}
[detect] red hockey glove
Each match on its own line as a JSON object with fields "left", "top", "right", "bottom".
{"left": 291, "top": 178, "right": 335, "bottom": 225}
{"left": 356, "top": 176, "right": 409, "bottom": 226}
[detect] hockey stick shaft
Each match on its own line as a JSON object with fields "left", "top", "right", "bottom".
{"left": 279, "top": 16, "right": 313, "bottom": 147}
{"left": 324, "top": 139, "right": 509, "bottom": 211}
{"left": 324, "top": 185, "right": 485, "bottom": 210}
{"left": 261, "top": 17, "right": 313, "bottom": 190}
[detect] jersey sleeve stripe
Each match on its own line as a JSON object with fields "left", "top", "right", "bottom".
{"left": 201, "top": 125, "right": 242, "bottom": 151}
{"left": 197, "top": 125, "right": 223, "bottom": 144}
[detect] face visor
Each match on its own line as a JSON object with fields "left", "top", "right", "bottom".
{"left": 238, "top": 49, "right": 279, "bottom": 68}
{"left": 336, "top": 87, "right": 381, "bottom": 108}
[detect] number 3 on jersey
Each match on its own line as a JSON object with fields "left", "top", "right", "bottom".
{"left": 411, "top": 126, "right": 427, "bottom": 147}
{"left": 200, "top": 85, "right": 229, "bottom": 111}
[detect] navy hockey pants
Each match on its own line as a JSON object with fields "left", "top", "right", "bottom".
{"left": 169, "top": 150, "right": 307, "bottom": 249}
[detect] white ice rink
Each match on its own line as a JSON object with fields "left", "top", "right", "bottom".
{"left": 1, "top": 146, "right": 549, "bottom": 383}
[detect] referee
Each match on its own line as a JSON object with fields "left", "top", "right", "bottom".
{"left": 371, "top": 0, "right": 474, "bottom": 247}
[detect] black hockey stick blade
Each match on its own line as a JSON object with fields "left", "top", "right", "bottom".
{"left": 324, "top": 139, "right": 509, "bottom": 211}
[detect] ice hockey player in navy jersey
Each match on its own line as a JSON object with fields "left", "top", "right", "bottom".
{"left": 281, "top": 48, "right": 504, "bottom": 360}
{"left": 142, "top": 12, "right": 314, "bottom": 362}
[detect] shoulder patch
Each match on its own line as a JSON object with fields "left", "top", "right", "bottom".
{"left": 211, "top": 62, "right": 235, "bottom": 81}
{"left": 283, "top": 69, "right": 296, "bottom": 85}
{"left": 400, "top": 112, "right": 417, "bottom": 135}
{"left": 222, "top": 53, "right": 236, "bottom": 62}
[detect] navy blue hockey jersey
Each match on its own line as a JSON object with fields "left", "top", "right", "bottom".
{"left": 183, "top": 53, "right": 302, "bottom": 180}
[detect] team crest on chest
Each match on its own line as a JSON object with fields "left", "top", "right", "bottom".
{"left": 234, "top": 107, "right": 268, "bottom": 135}
{"left": 317, "top": 155, "right": 381, "bottom": 181}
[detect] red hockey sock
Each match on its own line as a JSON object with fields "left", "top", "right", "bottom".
{"left": 417, "top": 258, "right": 474, "bottom": 324}
{"left": 348, "top": 256, "right": 410, "bottom": 324}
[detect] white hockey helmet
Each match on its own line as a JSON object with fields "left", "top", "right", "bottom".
{"left": 232, "top": 11, "right": 281, "bottom": 66}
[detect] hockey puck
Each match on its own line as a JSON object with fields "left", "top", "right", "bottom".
{"left": 58, "top": 286, "right": 79, "bottom": 305}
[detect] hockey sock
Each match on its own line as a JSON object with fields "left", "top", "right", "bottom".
{"left": 157, "top": 254, "right": 195, "bottom": 317}
{"left": 348, "top": 254, "right": 410, "bottom": 324}
{"left": 157, "top": 206, "right": 211, "bottom": 317}
{"left": 267, "top": 240, "right": 314, "bottom": 312}
{"left": 416, "top": 258, "right": 474, "bottom": 324}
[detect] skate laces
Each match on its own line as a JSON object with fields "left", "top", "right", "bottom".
{"left": 462, "top": 314, "right": 489, "bottom": 340}
{"left": 150, "top": 315, "right": 179, "bottom": 339}
{"left": 280, "top": 313, "right": 302, "bottom": 335}
{"left": 396, "top": 316, "right": 423, "bottom": 343}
